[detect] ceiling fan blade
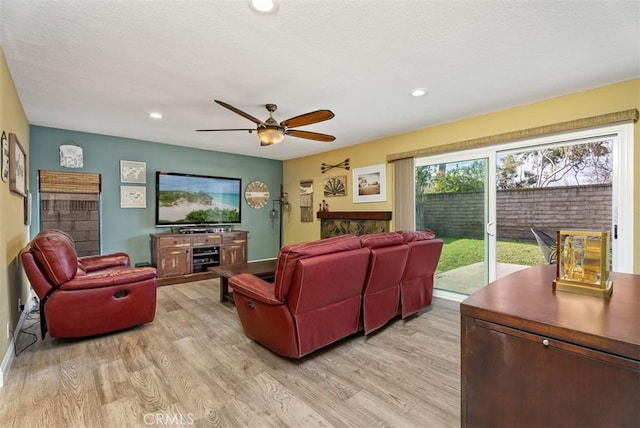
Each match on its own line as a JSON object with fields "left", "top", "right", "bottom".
{"left": 196, "top": 128, "right": 255, "bottom": 132}
{"left": 214, "top": 100, "right": 266, "bottom": 126}
{"left": 286, "top": 129, "right": 336, "bottom": 142}
{"left": 280, "top": 109, "right": 334, "bottom": 128}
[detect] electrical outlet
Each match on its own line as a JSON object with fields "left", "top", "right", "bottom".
{"left": 18, "top": 297, "right": 22, "bottom": 312}
{"left": 6, "top": 322, "right": 10, "bottom": 339}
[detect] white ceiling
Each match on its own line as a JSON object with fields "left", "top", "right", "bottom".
{"left": 1, "top": 1, "right": 638, "bottom": 161}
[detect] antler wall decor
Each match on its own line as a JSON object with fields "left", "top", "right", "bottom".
{"left": 321, "top": 158, "right": 350, "bottom": 173}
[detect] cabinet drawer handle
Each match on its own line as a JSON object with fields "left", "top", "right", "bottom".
{"left": 542, "top": 339, "right": 550, "bottom": 346}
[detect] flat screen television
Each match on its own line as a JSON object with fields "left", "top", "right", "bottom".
{"left": 155, "top": 171, "right": 241, "bottom": 227}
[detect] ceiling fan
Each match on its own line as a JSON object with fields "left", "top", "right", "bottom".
{"left": 197, "top": 100, "right": 336, "bottom": 146}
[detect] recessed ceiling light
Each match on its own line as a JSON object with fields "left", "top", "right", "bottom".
{"left": 149, "top": 112, "right": 163, "bottom": 119}
{"left": 410, "top": 88, "right": 428, "bottom": 97}
{"left": 248, "top": 0, "right": 277, "bottom": 13}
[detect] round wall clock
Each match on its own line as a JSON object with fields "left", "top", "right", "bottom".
{"left": 245, "top": 180, "right": 270, "bottom": 209}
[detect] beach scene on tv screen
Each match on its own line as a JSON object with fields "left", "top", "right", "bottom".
{"left": 158, "top": 174, "right": 240, "bottom": 224}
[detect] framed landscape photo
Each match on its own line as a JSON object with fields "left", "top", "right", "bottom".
{"left": 9, "top": 133, "right": 27, "bottom": 197}
{"left": 352, "top": 164, "right": 386, "bottom": 203}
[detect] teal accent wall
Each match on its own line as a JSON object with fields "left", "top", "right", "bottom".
{"left": 29, "top": 126, "right": 283, "bottom": 265}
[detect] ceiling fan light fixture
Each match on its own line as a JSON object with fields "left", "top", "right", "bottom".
{"left": 202, "top": 100, "right": 335, "bottom": 144}
{"left": 248, "top": 0, "right": 278, "bottom": 13}
{"left": 257, "top": 127, "right": 285, "bottom": 145}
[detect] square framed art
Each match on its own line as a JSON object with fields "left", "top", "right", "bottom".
{"left": 120, "top": 160, "right": 147, "bottom": 183}
{"left": 352, "top": 164, "right": 386, "bottom": 203}
{"left": 120, "top": 185, "right": 147, "bottom": 208}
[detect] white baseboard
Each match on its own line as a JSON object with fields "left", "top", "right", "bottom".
{"left": 0, "top": 339, "right": 16, "bottom": 388}
{"left": 0, "top": 291, "right": 37, "bottom": 388}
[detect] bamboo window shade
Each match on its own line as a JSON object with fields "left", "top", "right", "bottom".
{"left": 387, "top": 109, "right": 639, "bottom": 162}
{"left": 38, "top": 170, "right": 101, "bottom": 194}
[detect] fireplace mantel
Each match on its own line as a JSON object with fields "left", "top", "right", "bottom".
{"left": 316, "top": 211, "right": 392, "bottom": 221}
{"left": 317, "top": 211, "right": 392, "bottom": 238}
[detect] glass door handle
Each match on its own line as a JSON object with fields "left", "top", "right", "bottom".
{"left": 486, "top": 222, "right": 495, "bottom": 236}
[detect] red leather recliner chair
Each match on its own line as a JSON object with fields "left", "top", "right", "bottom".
{"left": 360, "top": 232, "right": 409, "bottom": 335}
{"left": 399, "top": 230, "right": 443, "bottom": 318}
{"left": 229, "top": 234, "right": 370, "bottom": 358}
{"left": 20, "top": 229, "right": 157, "bottom": 338}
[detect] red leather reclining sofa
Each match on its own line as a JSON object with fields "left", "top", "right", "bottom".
{"left": 230, "top": 231, "right": 443, "bottom": 358}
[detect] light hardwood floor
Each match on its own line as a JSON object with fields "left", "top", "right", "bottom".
{"left": 0, "top": 279, "right": 461, "bottom": 427}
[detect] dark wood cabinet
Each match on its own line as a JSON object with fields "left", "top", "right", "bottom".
{"left": 157, "top": 247, "right": 191, "bottom": 277}
{"left": 151, "top": 231, "right": 247, "bottom": 285}
{"left": 153, "top": 235, "right": 191, "bottom": 277}
{"left": 460, "top": 264, "right": 639, "bottom": 428}
{"left": 220, "top": 232, "right": 247, "bottom": 265}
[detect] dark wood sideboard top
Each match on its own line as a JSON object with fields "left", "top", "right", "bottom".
{"left": 460, "top": 264, "right": 640, "bottom": 361}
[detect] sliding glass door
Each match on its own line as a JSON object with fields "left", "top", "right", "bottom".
{"left": 414, "top": 123, "right": 634, "bottom": 297}
{"left": 415, "top": 154, "right": 491, "bottom": 295}
{"left": 495, "top": 137, "right": 614, "bottom": 275}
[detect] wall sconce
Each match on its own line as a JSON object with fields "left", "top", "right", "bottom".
{"left": 281, "top": 192, "right": 291, "bottom": 212}
{"left": 270, "top": 190, "right": 291, "bottom": 219}
{"left": 271, "top": 186, "right": 290, "bottom": 250}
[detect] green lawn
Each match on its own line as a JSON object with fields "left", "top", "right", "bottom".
{"left": 437, "top": 236, "right": 545, "bottom": 272}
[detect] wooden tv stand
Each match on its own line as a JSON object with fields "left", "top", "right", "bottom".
{"left": 460, "top": 264, "right": 639, "bottom": 427}
{"left": 150, "top": 230, "right": 248, "bottom": 286}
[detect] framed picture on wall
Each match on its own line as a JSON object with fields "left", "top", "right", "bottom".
{"left": 1, "top": 131, "right": 9, "bottom": 182}
{"left": 300, "top": 179, "right": 313, "bottom": 222}
{"left": 24, "top": 191, "right": 32, "bottom": 225}
{"left": 352, "top": 164, "right": 386, "bottom": 203}
{"left": 120, "top": 160, "right": 147, "bottom": 183}
{"left": 9, "top": 133, "right": 27, "bottom": 197}
{"left": 120, "top": 185, "right": 146, "bottom": 208}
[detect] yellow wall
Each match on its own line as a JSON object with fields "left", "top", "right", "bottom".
{"left": 0, "top": 47, "right": 30, "bottom": 361}
{"left": 283, "top": 78, "right": 640, "bottom": 273}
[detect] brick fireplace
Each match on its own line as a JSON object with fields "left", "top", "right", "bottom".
{"left": 317, "top": 211, "right": 392, "bottom": 238}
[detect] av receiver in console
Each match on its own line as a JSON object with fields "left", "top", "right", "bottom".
{"left": 176, "top": 226, "right": 233, "bottom": 234}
